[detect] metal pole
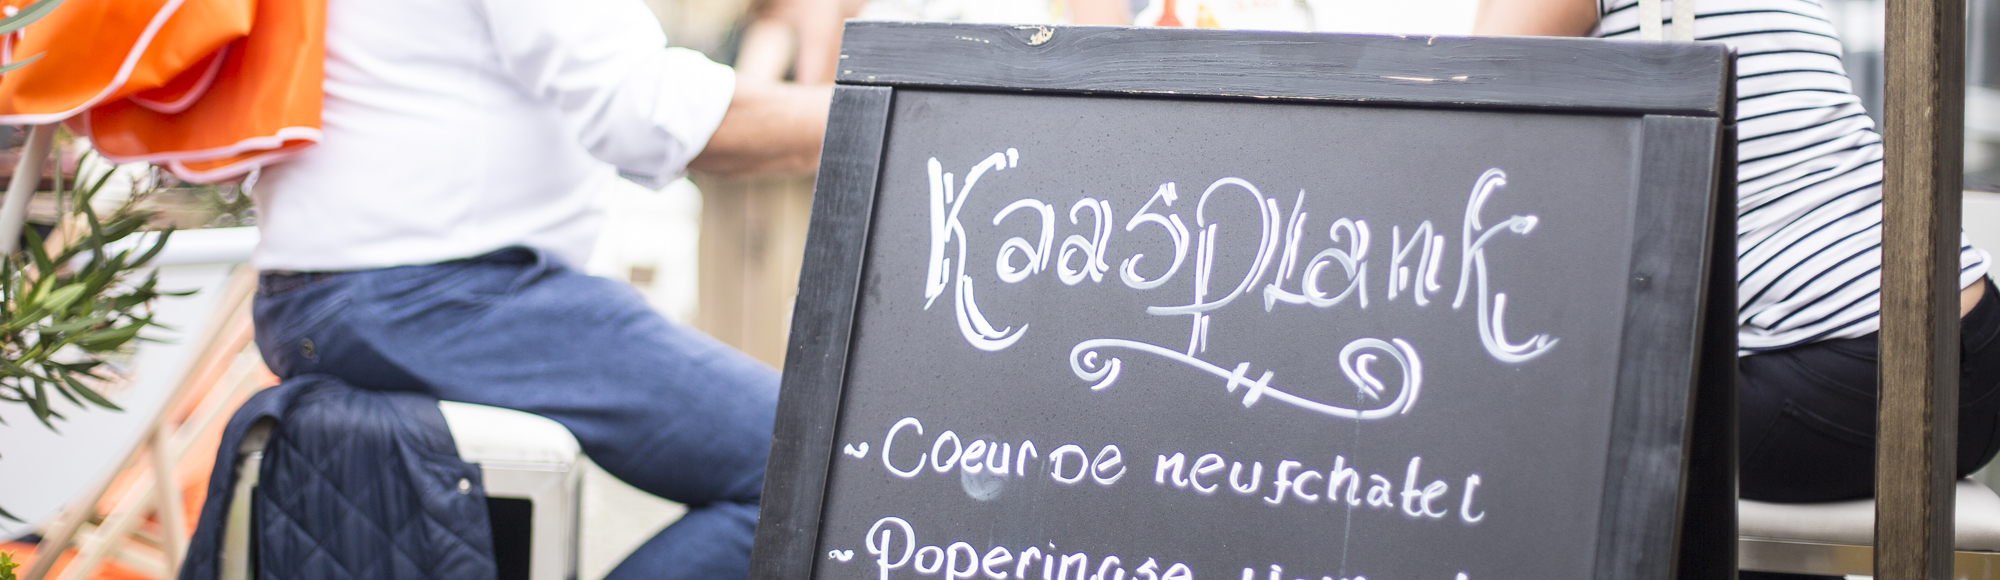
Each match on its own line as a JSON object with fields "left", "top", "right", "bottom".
{"left": 1876, "top": 0, "right": 1966, "bottom": 576}
{"left": 0, "top": 123, "right": 54, "bottom": 256}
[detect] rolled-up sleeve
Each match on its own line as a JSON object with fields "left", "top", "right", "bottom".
{"left": 475, "top": 0, "right": 735, "bottom": 188}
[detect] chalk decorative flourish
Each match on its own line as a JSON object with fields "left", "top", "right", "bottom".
{"left": 1069, "top": 337, "right": 1422, "bottom": 420}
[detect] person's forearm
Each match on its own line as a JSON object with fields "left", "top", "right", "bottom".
{"left": 688, "top": 79, "right": 833, "bottom": 176}
{"left": 1472, "top": 0, "right": 1598, "bottom": 37}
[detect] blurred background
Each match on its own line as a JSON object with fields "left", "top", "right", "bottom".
{"left": 2, "top": 0, "right": 1997, "bottom": 578}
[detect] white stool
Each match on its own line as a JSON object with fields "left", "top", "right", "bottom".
{"left": 220, "top": 402, "right": 583, "bottom": 580}
{"left": 438, "top": 401, "right": 583, "bottom": 580}
{"left": 1738, "top": 480, "right": 2000, "bottom": 578}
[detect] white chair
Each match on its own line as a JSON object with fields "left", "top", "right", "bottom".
{"left": 1738, "top": 480, "right": 2000, "bottom": 578}
{"left": 220, "top": 402, "right": 583, "bottom": 580}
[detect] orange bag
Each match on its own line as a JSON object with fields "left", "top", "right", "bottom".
{"left": 0, "top": 0, "right": 324, "bottom": 182}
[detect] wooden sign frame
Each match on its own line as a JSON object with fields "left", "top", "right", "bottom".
{"left": 753, "top": 22, "right": 1738, "bottom": 580}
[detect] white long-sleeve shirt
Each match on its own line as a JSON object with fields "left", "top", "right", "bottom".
{"left": 251, "top": 0, "right": 735, "bottom": 271}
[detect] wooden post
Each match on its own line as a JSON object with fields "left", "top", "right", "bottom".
{"left": 691, "top": 172, "right": 816, "bottom": 368}
{"left": 1876, "top": 0, "right": 1966, "bottom": 576}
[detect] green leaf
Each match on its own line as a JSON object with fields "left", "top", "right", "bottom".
{"left": 46, "top": 374, "right": 80, "bottom": 407}
{"left": 0, "top": 0, "right": 66, "bottom": 36}
{"left": 0, "top": 52, "right": 43, "bottom": 75}
{"left": 49, "top": 360, "right": 103, "bottom": 373}
{"left": 27, "top": 380, "right": 50, "bottom": 425}
{"left": 1, "top": 541, "right": 20, "bottom": 580}
{"left": 2, "top": 308, "right": 46, "bottom": 333}
{"left": 22, "top": 269, "right": 54, "bottom": 307}
{"left": 74, "top": 269, "right": 115, "bottom": 304}
{"left": 60, "top": 374, "right": 119, "bottom": 411}
{"left": 74, "top": 321, "right": 144, "bottom": 351}
{"left": 38, "top": 312, "right": 108, "bottom": 334}
{"left": 99, "top": 219, "right": 150, "bottom": 247}
{"left": 111, "top": 276, "right": 164, "bottom": 309}
{"left": 129, "top": 229, "right": 173, "bottom": 267}
{"left": 15, "top": 339, "right": 47, "bottom": 362}
{"left": 82, "top": 156, "right": 116, "bottom": 198}
{"left": 40, "top": 282, "right": 85, "bottom": 313}
{"left": 20, "top": 227, "right": 53, "bottom": 277}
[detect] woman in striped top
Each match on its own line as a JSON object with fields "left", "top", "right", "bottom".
{"left": 1476, "top": 0, "right": 2000, "bottom": 523}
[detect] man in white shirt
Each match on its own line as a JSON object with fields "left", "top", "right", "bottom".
{"left": 245, "top": 0, "right": 831, "bottom": 576}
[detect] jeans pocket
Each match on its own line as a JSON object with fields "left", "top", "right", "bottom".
{"left": 1784, "top": 402, "right": 1873, "bottom": 446}
{"left": 1741, "top": 400, "right": 1876, "bottom": 502}
{"left": 256, "top": 295, "right": 352, "bottom": 378}
{"left": 1783, "top": 340, "right": 1881, "bottom": 402}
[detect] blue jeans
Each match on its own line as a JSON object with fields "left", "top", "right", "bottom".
{"left": 252, "top": 247, "right": 779, "bottom": 579}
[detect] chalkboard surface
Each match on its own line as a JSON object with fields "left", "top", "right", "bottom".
{"left": 755, "top": 23, "right": 1737, "bottom": 580}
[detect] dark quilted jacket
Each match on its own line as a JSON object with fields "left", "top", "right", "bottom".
{"left": 180, "top": 375, "right": 497, "bottom": 580}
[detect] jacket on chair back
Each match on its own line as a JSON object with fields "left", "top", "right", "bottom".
{"left": 180, "top": 375, "right": 497, "bottom": 580}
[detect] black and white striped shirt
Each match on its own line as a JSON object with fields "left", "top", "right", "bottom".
{"left": 1596, "top": 0, "right": 1991, "bottom": 352}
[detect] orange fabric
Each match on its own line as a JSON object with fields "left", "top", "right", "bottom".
{"left": 3, "top": 543, "right": 154, "bottom": 580}
{"left": 0, "top": 0, "right": 324, "bottom": 183}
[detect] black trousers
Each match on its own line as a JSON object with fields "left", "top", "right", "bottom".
{"left": 1738, "top": 277, "right": 2000, "bottom": 580}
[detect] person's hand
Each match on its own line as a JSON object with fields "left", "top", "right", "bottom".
{"left": 734, "top": 18, "right": 798, "bottom": 84}
{"left": 743, "top": 0, "right": 860, "bottom": 84}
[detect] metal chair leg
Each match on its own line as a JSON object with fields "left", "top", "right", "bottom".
{"left": 219, "top": 421, "right": 271, "bottom": 580}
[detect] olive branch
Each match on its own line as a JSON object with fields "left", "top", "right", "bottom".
{"left": 2, "top": 155, "right": 176, "bottom": 427}
{"left": 0, "top": 153, "right": 177, "bottom": 525}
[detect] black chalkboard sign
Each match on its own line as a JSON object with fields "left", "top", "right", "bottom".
{"left": 754, "top": 23, "right": 1738, "bottom": 580}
